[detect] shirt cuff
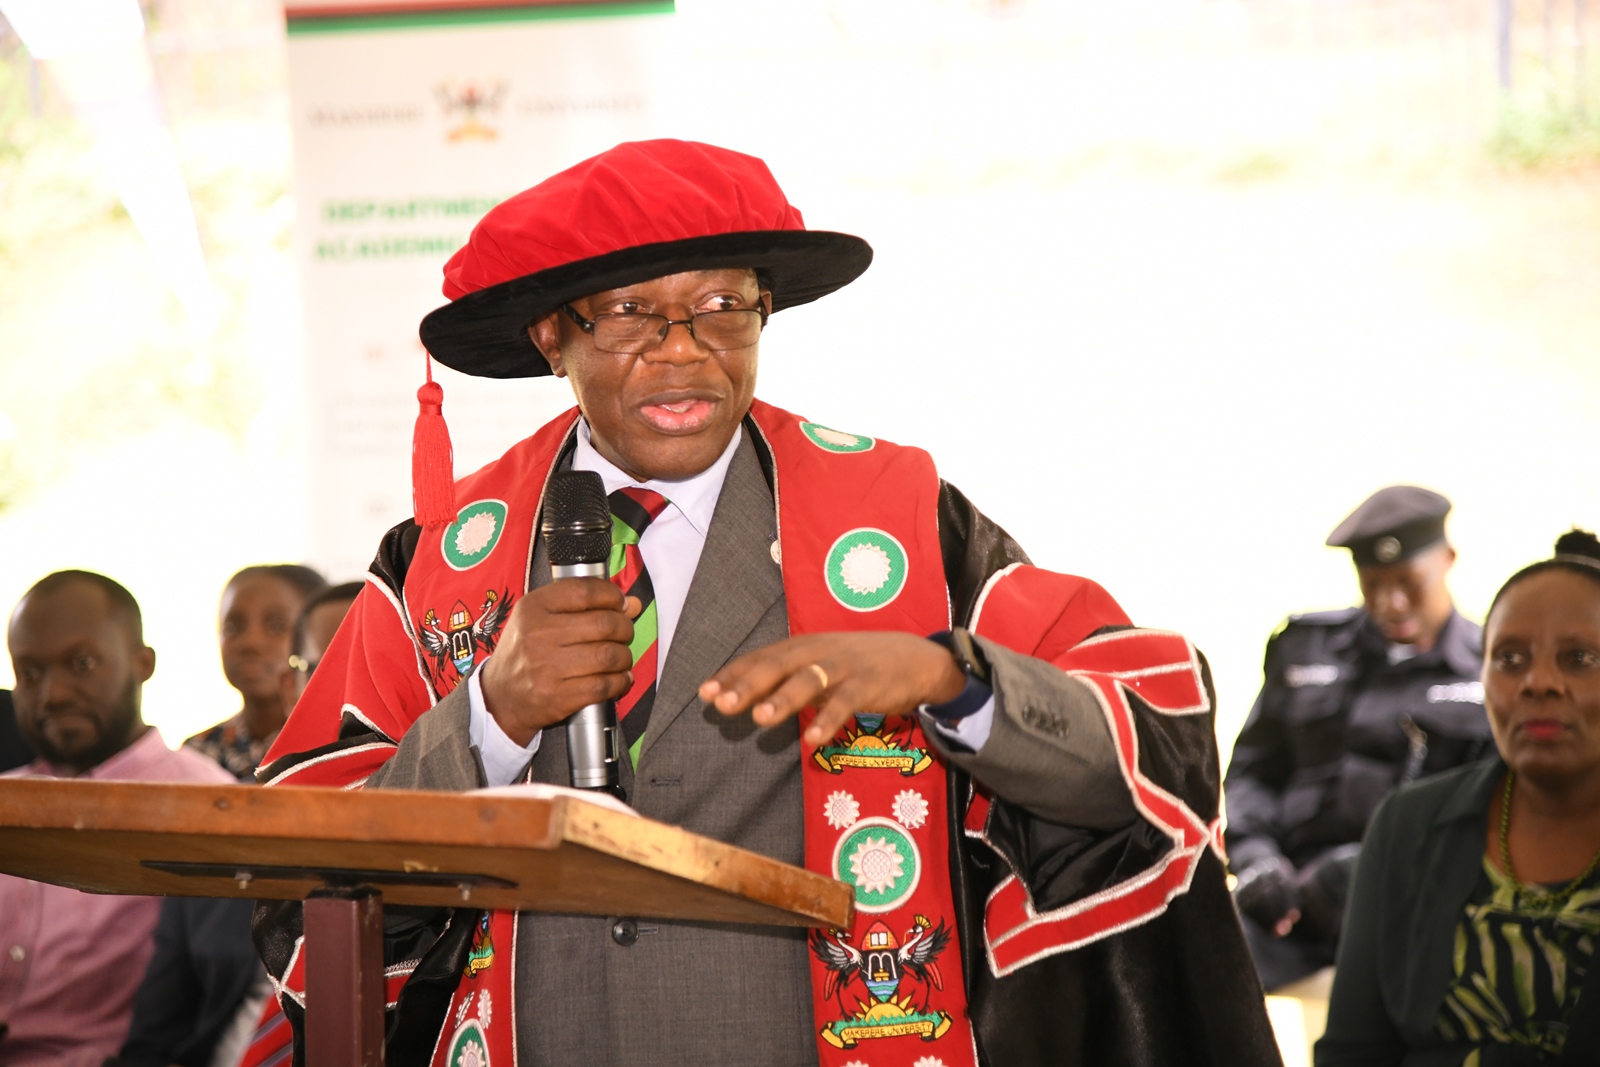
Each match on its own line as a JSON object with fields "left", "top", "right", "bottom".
{"left": 467, "top": 660, "right": 541, "bottom": 787}
{"left": 922, "top": 696, "right": 995, "bottom": 753}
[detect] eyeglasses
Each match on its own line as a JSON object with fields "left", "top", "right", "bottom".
{"left": 561, "top": 302, "right": 768, "bottom": 355}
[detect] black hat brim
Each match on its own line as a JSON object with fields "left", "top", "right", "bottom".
{"left": 419, "top": 230, "right": 873, "bottom": 379}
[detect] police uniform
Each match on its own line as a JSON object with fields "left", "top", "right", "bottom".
{"left": 1223, "top": 487, "right": 1493, "bottom": 990}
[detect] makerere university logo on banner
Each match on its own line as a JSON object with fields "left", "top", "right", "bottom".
{"left": 306, "top": 77, "right": 646, "bottom": 145}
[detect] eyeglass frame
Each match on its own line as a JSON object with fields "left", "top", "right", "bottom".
{"left": 559, "top": 300, "right": 769, "bottom": 355}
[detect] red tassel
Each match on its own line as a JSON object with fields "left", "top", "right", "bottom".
{"left": 412, "top": 359, "right": 458, "bottom": 527}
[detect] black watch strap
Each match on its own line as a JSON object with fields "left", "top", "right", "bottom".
{"left": 946, "top": 627, "right": 990, "bottom": 685}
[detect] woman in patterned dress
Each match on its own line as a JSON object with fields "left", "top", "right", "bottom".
{"left": 1317, "top": 530, "right": 1600, "bottom": 1065}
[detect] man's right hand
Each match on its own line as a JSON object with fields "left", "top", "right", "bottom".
{"left": 479, "top": 579, "right": 640, "bottom": 746}
{"left": 1233, "top": 855, "right": 1302, "bottom": 937}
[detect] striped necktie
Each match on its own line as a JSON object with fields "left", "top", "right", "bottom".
{"left": 608, "top": 487, "right": 670, "bottom": 769}
{"left": 237, "top": 993, "right": 292, "bottom": 1067}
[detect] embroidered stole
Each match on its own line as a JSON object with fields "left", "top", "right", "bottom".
{"left": 407, "top": 401, "right": 977, "bottom": 1067}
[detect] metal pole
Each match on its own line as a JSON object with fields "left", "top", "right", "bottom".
{"left": 304, "top": 887, "right": 386, "bottom": 1067}
{"left": 1578, "top": 0, "right": 1589, "bottom": 113}
{"left": 1544, "top": 0, "right": 1554, "bottom": 69}
{"left": 1498, "top": 0, "right": 1515, "bottom": 89}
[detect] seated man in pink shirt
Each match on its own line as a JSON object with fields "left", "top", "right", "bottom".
{"left": 0, "top": 570, "right": 233, "bottom": 1067}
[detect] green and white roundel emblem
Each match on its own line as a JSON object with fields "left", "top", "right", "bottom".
{"left": 449, "top": 1019, "right": 490, "bottom": 1067}
{"left": 833, "top": 816, "right": 921, "bottom": 913}
{"left": 824, "top": 528, "right": 908, "bottom": 612}
{"left": 442, "top": 499, "right": 508, "bottom": 571}
{"left": 800, "top": 421, "right": 875, "bottom": 453}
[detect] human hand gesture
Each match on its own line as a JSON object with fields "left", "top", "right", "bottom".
{"left": 699, "top": 632, "right": 966, "bottom": 746}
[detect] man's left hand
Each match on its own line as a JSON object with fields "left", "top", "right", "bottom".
{"left": 699, "top": 633, "right": 967, "bottom": 746}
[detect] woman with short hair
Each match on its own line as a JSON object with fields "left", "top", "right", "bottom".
{"left": 1317, "top": 530, "right": 1600, "bottom": 1065}
{"left": 184, "top": 563, "right": 325, "bottom": 782}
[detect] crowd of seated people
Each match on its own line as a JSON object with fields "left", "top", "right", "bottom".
{"left": 0, "top": 565, "right": 358, "bottom": 1067}
{"left": 0, "top": 499, "right": 1595, "bottom": 1066}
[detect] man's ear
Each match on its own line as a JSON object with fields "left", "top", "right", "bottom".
{"left": 529, "top": 313, "right": 565, "bottom": 378}
{"left": 760, "top": 290, "right": 773, "bottom": 317}
{"left": 134, "top": 645, "right": 156, "bottom": 684}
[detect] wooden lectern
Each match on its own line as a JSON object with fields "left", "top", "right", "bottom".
{"left": 0, "top": 779, "right": 854, "bottom": 1067}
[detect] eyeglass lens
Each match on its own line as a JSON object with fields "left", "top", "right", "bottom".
{"left": 591, "top": 309, "right": 763, "bottom": 354}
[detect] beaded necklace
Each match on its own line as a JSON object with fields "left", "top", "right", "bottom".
{"left": 1498, "top": 771, "right": 1600, "bottom": 908}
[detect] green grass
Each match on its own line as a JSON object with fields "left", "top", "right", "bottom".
{"left": 1488, "top": 81, "right": 1600, "bottom": 170}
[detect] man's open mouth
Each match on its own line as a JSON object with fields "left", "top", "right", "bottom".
{"left": 638, "top": 394, "right": 718, "bottom": 434}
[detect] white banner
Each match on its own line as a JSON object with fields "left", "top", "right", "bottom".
{"left": 285, "top": 1, "right": 670, "bottom": 578}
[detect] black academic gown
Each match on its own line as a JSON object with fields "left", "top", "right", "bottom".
{"left": 257, "top": 475, "right": 1279, "bottom": 1067}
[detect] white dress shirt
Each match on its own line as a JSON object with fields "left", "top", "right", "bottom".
{"left": 468, "top": 419, "right": 990, "bottom": 787}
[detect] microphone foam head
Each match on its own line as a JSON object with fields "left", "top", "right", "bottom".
{"left": 542, "top": 470, "right": 612, "bottom": 566}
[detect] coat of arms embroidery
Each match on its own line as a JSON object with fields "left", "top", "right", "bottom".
{"left": 810, "top": 915, "right": 954, "bottom": 1048}
{"left": 420, "top": 589, "right": 512, "bottom": 685}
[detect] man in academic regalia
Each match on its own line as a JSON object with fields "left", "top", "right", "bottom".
{"left": 256, "top": 140, "right": 1280, "bottom": 1067}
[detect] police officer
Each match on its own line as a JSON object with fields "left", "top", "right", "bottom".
{"left": 1224, "top": 486, "right": 1492, "bottom": 991}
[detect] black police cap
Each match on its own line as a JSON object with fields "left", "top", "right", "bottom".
{"left": 1326, "top": 485, "right": 1451, "bottom": 567}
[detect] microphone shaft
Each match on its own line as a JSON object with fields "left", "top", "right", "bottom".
{"left": 553, "top": 561, "right": 624, "bottom": 796}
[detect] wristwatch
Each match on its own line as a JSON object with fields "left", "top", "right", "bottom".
{"left": 925, "top": 628, "right": 993, "bottom": 721}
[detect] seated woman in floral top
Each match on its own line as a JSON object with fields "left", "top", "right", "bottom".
{"left": 183, "top": 564, "right": 325, "bottom": 781}
{"left": 1317, "top": 530, "right": 1600, "bottom": 1065}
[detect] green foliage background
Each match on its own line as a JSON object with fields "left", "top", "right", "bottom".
{"left": 0, "top": 35, "right": 287, "bottom": 516}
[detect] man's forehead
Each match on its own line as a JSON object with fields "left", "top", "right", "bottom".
{"left": 1357, "top": 547, "right": 1443, "bottom": 582}
{"left": 10, "top": 584, "right": 125, "bottom": 645}
{"left": 580, "top": 267, "right": 760, "bottom": 302}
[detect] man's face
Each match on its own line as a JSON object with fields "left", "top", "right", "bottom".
{"left": 1484, "top": 569, "right": 1600, "bottom": 786}
{"left": 1356, "top": 543, "right": 1456, "bottom": 648}
{"left": 531, "top": 269, "right": 768, "bottom": 482}
{"left": 8, "top": 582, "right": 154, "bottom": 773}
{"left": 220, "top": 575, "right": 303, "bottom": 703}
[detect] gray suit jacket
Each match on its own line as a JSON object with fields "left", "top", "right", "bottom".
{"left": 368, "top": 429, "right": 1127, "bottom": 1066}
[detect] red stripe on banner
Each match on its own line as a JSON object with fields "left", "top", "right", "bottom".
{"left": 285, "top": 0, "right": 637, "bottom": 17}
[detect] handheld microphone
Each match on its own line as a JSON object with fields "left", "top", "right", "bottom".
{"left": 541, "top": 470, "right": 625, "bottom": 799}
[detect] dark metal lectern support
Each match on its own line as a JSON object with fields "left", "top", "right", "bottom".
{"left": 304, "top": 886, "right": 386, "bottom": 1067}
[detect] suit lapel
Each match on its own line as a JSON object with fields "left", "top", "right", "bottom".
{"left": 640, "top": 429, "right": 785, "bottom": 762}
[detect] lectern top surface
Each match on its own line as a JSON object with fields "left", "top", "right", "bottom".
{"left": 0, "top": 778, "right": 853, "bottom": 929}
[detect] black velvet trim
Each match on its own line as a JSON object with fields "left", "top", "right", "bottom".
{"left": 370, "top": 517, "right": 422, "bottom": 599}
{"left": 418, "top": 230, "right": 873, "bottom": 379}
{"left": 254, "top": 732, "right": 394, "bottom": 785}
{"left": 385, "top": 908, "right": 480, "bottom": 1067}
{"left": 740, "top": 412, "right": 778, "bottom": 495}
{"left": 939, "top": 481, "right": 1031, "bottom": 630}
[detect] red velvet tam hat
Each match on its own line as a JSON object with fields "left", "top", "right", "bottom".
{"left": 418, "top": 139, "right": 874, "bottom": 379}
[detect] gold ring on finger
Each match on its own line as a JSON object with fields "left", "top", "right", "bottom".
{"left": 807, "top": 663, "right": 829, "bottom": 691}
